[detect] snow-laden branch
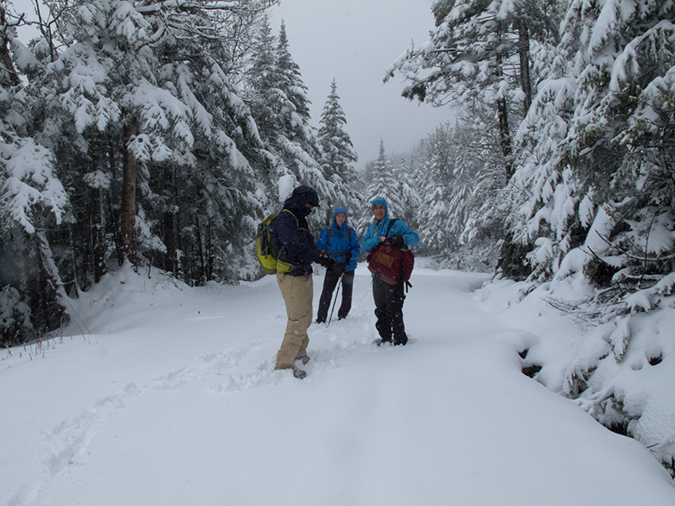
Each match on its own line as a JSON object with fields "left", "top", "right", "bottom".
{"left": 0, "top": 134, "right": 67, "bottom": 234}
{"left": 135, "top": 0, "right": 275, "bottom": 15}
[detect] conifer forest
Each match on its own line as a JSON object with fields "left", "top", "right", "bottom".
{"left": 2, "top": 0, "right": 674, "bottom": 366}
{"left": 1, "top": 0, "right": 675, "bottom": 478}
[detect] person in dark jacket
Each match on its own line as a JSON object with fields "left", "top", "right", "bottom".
{"left": 269, "top": 185, "right": 327, "bottom": 378}
{"left": 362, "top": 197, "right": 419, "bottom": 346}
{"left": 315, "top": 206, "right": 361, "bottom": 323}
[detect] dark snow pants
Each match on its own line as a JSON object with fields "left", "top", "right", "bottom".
{"left": 316, "top": 269, "right": 354, "bottom": 322}
{"left": 372, "top": 275, "right": 408, "bottom": 345}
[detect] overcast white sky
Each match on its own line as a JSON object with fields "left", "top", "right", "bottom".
{"left": 271, "top": 0, "right": 451, "bottom": 165}
{"left": 11, "top": 0, "right": 451, "bottom": 166}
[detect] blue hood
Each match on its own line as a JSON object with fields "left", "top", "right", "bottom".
{"left": 371, "top": 197, "right": 389, "bottom": 219}
{"left": 333, "top": 206, "right": 348, "bottom": 227}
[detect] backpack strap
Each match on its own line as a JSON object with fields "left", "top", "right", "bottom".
{"left": 324, "top": 225, "right": 332, "bottom": 254}
{"left": 282, "top": 209, "right": 299, "bottom": 226}
{"left": 385, "top": 219, "right": 398, "bottom": 237}
{"left": 324, "top": 225, "right": 353, "bottom": 259}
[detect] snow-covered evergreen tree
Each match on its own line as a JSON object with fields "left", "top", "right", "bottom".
{"left": 0, "top": 1, "right": 68, "bottom": 344}
{"left": 25, "top": 0, "right": 272, "bottom": 285}
{"left": 386, "top": 0, "right": 565, "bottom": 183}
{"left": 493, "top": 0, "right": 675, "bottom": 473}
{"left": 393, "top": 155, "right": 420, "bottom": 230}
{"left": 415, "top": 123, "right": 459, "bottom": 256}
{"left": 317, "top": 78, "right": 363, "bottom": 226}
{"left": 246, "top": 19, "right": 333, "bottom": 234}
{"left": 248, "top": 21, "right": 321, "bottom": 193}
{"left": 411, "top": 118, "right": 502, "bottom": 270}
{"left": 358, "top": 140, "right": 408, "bottom": 233}
{"left": 500, "top": 43, "right": 580, "bottom": 281}
{"left": 565, "top": 0, "right": 675, "bottom": 285}
{"left": 503, "top": 0, "right": 675, "bottom": 286}
{"left": 142, "top": 3, "right": 271, "bottom": 283}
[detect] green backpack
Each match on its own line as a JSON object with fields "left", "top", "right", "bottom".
{"left": 255, "top": 211, "right": 297, "bottom": 275}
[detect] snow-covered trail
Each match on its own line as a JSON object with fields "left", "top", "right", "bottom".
{"left": 1, "top": 266, "right": 673, "bottom": 505}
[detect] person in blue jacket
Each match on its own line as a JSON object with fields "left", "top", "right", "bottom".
{"left": 315, "top": 207, "right": 362, "bottom": 323}
{"left": 269, "top": 185, "right": 329, "bottom": 378}
{"left": 362, "top": 197, "right": 419, "bottom": 346}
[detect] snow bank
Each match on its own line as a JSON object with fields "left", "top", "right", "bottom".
{"left": 479, "top": 267, "right": 675, "bottom": 477}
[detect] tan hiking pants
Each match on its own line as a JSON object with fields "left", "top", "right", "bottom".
{"left": 275, "top": 272, "right": 313, "bottom": 369}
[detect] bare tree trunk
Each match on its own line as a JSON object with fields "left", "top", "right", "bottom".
{"left": 196, "top": 213, "right": 208, "bottom": 286}
{"left": 89, "top": 185, "right": 106, "bottom": 282}
{"left": 175, "top": 177, "right": 184, "bottom": 279}
{"left": 162, "top": 165, "right": 177, "bottom": 275}
{"left": 33, "top": 210, "right": 70, "bottom": 327}
{"left": 0, "top": 6, "right": 20, "bottom": 87}
{"left": 195, "top": 183, "right": 209, "bottom": 286}
{"left": 495, "top": 46, "right": 514, "bottom": 183}
{"left": 105, "top": 137, "right": 123, "bottom": 266}
{"left": 497, "top": 97, "right": 513, "bottom": 182}
{"left": 518, "top": 20, "right": 532, "bottom": 116}
{"left": 86, "top": 132, "right": 107, "bottom": 283}
{"left": 121, "top": 117, "right": 139, "bottom": 266}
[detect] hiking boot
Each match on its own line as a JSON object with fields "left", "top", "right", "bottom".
{"left": 374, "top": 338, "right": 393, "bottom": 346}
{"left": 315, "top": 318, "right": 325, "bottom": 324}
{"left": 394, "top": 334, "right": 409, "bottom": 346}
{"left": 292, "top": 367, "right": 307, "bottom": 379}
{"left": 295, "top": 355, "right": 310, "bottom": 365}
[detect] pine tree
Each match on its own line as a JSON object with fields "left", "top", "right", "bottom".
{"left": 359, "top": 140, "right": 407, "bottom": 232}
{"left": 386, "top": 0, "right": 565, "bottom": 183}
{"left": 0, "top": 1, "right": 69, "bottom": 344}
{"left": 565, "top": 0, "right": 675, "bottom": 285}
{"left": 502, "top": 0, "right": 675, "bottom": 285}
{"left": 317, "top": 78, "right": 363, "bottom": 225}
{"left": 26, "top": 0, "right": 272, "bottom": 285}
{"left": 247, "top": 19, "right": 333, "bottom": 234}
{"left": 415, "top": 124, "right": 458, "bottom": 256}
{"left": 393, "top": 155, "right": 420, "bottom": 230}
{"left": 411, "top": 119, "right": 503, "bottom": 269}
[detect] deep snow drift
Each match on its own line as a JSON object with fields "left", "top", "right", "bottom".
{"left": 1, "top": 262, "right": 673, "bottom": 506}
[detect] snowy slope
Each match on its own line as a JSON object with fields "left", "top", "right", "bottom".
{"left": 1, "top": 263, "right": 673, "bottom": 505}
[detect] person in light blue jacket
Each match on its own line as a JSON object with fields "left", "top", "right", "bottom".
{"left": 315, "top": 206, "right": 361, "bottom": 323}
{"left": 362, "top": 197, "right": 419, "bottom": 345}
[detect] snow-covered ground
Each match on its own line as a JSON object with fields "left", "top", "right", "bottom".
{"left": 1, "top": 262, "right": 674, "bottom": 505}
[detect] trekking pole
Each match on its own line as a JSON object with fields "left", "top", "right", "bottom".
{"left": 327, "top": 274, "right": 344, "bottom": 327}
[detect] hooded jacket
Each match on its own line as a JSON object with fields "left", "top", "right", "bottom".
{"left": 315, "top": 207, "right": 361, "bottom": 272}
{"left": 269, "top": 186, "right": 320, "bottom": 276}
{"left": 362, "top": 197, "right": 419, "bottom": 253}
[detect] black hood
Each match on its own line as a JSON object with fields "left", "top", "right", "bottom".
{"left": 283, "top": 185, "right": 320, "bottom": 217}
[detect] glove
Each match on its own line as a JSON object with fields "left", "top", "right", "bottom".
{"left": 388, "top": 235, "right": 405, "bottom": 248}
{"left": 318, "top": 254, "right": 336, "bottom": 270}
